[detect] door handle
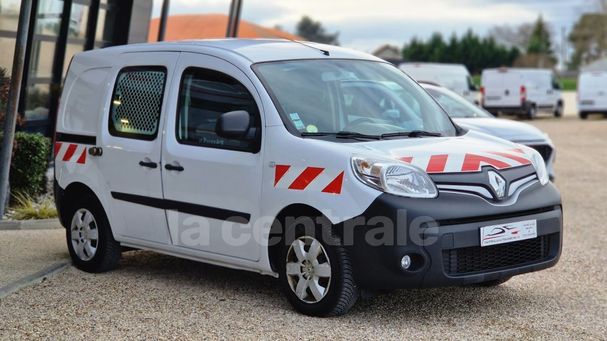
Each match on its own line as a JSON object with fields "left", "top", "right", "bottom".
{"left": 139, "top": 161, "right": 158, "bottom": 169}
{"left": 164, "top": 163, "right": 184, "bottom": 172}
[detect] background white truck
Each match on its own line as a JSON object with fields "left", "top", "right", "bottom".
{"left": 577, "top": 70, "right": 607, "bottom": 119}
{"left": 481, "top": 68, "right": 563, "bottom": 119}
{"left": 399, "top": 63, "right": 479, "bottom": 104}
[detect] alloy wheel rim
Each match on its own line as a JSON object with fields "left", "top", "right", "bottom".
{"left": 70, "top": 208, "right": 99, "bottom": 261}
{"left": 285, "top": 236, "right": 332, "bottom": 303}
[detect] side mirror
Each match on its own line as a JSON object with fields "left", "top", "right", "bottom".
{"left": 215, "top": 110, "right": 252, "bottom": 140}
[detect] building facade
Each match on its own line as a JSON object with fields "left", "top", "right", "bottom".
{"left": 0, "top": 0, "right": 153, "bottom": 136}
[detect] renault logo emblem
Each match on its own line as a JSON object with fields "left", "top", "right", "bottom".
{"left": 488, "top": 171, "right": 507, "bottom": 199}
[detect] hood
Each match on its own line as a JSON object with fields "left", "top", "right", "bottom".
{"left": 349, "top": 130, "right": 533, "bottom": 174}
{"left": 453, "top": 118, "right": 548, "bottom": 142}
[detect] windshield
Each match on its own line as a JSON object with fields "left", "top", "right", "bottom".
{"left": 425, "top": 87, "right": 493, "bottom": 118}
{"left": 253, "top": 60, "right": 456, "bottom": 138}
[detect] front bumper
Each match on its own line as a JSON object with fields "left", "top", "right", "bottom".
{"left": 339, "top": 179, "right": 562, "bottom": 290}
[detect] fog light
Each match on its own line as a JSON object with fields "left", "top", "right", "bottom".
{"left": 400, "top": 255, "right": 412, "bottom": 270}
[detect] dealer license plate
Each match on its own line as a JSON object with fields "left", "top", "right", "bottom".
{"left": 480, "top": 220, "right": 537, "bottom": 247}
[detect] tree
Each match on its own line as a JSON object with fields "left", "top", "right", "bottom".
{"left": 568, "top": 13, "right": 607, "bottom": 69}
{"left": 295, "top": 16, "right": 339, "bottom": 45}
{"left": 489, "top": 23, "right": 534, "bottom": 51}
{"left": 0, "top": 67, "right": 10, "bottom": 128}
{"left": 504, "top": 16, "right": 557, "bottom": 68}
{"left": 401, "top": 30, "right": 519, "bottom": 74}
{"left": 0, "top": 68, "right": 25, "bottom": 130}
{"left": 527, "top": 16, "right": 553, "bottom": 55}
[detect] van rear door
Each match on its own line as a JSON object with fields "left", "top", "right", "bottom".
{"left": 482, "top": 69, "right": 523, "bottom": 108}
{"left": 579, "top": 72, "right": 607, "bottom": 110}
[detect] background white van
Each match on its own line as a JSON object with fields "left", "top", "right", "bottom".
{"left": 481, "top": 68, "right": 563, "bottom": 119}
{"left": 577, "top": 70, "right": 607, "bottom": 119}
{"left": 399, "top": 63, "right": 479, "bottom": 104}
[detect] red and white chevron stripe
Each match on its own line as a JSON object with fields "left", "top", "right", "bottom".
{"left": 54, "top": 142, "right": 87, "bottom": 164}
{"left": 274, "top": 165, "right": 344, "bottom": 194}
{"left": 398, "top": 149, "right": 530, "bottom": 174}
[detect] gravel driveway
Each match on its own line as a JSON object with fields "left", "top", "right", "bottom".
{"left": 0, "top": 116, "right": 606, "bottom": 340}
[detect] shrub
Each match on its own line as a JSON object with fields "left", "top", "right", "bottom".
{"left": 0, "top": 132, "right": 51, "bottom": 197}
{"left": 9, "top": 192, "right": 57, "bottom": 220}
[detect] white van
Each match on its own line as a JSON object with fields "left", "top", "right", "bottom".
{"left": 54, "top": 39, "right": 562, "bottom": 317}
{"left": 481, "top": 68, "right": 563, "bottom": 119}
{"left": 399, "top": 63, "right": 479, "bottom": 104}
{"left": 578, "top": 71, "right": 607, "bottom": 119}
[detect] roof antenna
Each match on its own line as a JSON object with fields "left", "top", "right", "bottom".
{"left": 287, "top": 38, "right": 330, "bottom": 56}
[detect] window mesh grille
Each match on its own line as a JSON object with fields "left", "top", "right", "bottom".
{"left": 110, "top": 70, "right": 165, "bottom": 137}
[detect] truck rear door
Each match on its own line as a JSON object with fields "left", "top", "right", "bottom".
{"left": 579, "top": 72, "right": 607, "bottom": 110}
{"left": 482, "top": 70, "right": 522, "bottom": 108}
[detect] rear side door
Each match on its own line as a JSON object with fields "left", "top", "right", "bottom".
{"left": 97, "top": 52, "right": 177, "bottom": 245}
{"left": 161, "top": 52, "right": 264, "bottom": 260}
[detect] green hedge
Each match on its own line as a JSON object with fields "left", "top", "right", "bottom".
{"left": 0, "top": 132, "right": 50, "bottom": 197}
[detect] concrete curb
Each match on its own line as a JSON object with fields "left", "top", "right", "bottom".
{"left": 0, "top": 218, "right": 61, "bottom": 231}
{"left": 0, "top": 261, "right": 70, "bottom": 299}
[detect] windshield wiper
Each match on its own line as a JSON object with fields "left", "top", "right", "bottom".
{"left": 380, "top": 130, "right": 442, "bottom": 139}
{"left": 301, "top": 131, "right": 381, "bottom": 140}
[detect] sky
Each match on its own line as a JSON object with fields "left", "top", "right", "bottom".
{"left": 151, "top": 0, "right": 600, "bottom": 53}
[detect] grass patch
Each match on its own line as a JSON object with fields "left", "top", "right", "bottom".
{"left": 561, "top": 77, "right": 577, "bottom": 91}
{"left": 472, "top": 74, "right": 481, "bottom": 87}
{"left": 8, "top": 192, "right": 57, "bottom": 220}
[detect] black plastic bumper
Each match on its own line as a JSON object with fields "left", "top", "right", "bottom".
{"left": 339, "top": 181, "right": 562, "bottom": 290}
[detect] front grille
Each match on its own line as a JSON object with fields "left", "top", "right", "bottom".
{"left": 529, "top": 144, "right": 553, "bottom": 163}
{"left": 442, "top": 234, "right": 553, "bottom": 275}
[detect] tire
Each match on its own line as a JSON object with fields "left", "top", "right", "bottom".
{"left": 554, "top": 102, "right": 563, "bottom": 118}
{"left": 278, "top": 216, "right": 359, "bottom": 317}
{"left": 66, "top": 194, "right": 121, "bottom": 273}
{"left": 580, "top": 112, "right": 588, "bottom": 120}
{"left": 473, "top": 276, "right": 512, "bottom": 287}
{"left": 526, "top": 105, "right": 537, "bottom": 120}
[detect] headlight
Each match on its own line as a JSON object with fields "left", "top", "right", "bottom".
{"left": 523, "top": 147, "right": 549, "bottom": 185}
{"left": 351, "top": 156, "right": 438, "bottom": 198}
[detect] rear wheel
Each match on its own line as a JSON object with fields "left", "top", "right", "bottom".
{"left": 580, "top": 111, "right": 588, "bottom": 120}
{"left": 279, "top": 216, "right": 358, "bottom": 317}
{"left": 66, "top": 195, "right": 121, "bottom": 273}
{"left": 554, "top": 102, "right": 563, "bottom": 117}
{"left": 526, "top": 105, "right": 537, "bottom": 120}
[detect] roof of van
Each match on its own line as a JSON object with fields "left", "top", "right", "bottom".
{"left": 482, "top": 67, "right": 553, "bottom": 74}
{"left": 75, "top": 39, "right": 382, "bottom": 64}
{"left": 399, "top": 63, "right": 469, "bottom": 72}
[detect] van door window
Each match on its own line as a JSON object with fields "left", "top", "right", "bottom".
{"left": 176, "top": 67, "right": 260, "bottom": 152}
{"left": 109, "top": 66, "right": 167, "bottom": 140}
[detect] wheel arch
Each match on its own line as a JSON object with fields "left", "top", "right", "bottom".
{"left": 267, "top": 203, "right": 333, "bottom": 273}
{"left": 58, "top": 182, "right": 109, "bottom": 233}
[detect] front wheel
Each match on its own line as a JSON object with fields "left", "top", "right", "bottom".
{"left": 66, "top": 195, "right": 121, "bottom": 273}
{"left": 279, "top": 217, "right": 358, "bottom": 316}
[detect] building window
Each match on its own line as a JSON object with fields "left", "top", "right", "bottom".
{"left": 109, "top": 66, "right": 166, "bottom": 140}
{"left": 176, "top": 67, "right": 261, "bottom": 153}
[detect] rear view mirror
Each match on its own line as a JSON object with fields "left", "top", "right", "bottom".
{"left": 215, "top": 110, "right": 252, "bottom": 140}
